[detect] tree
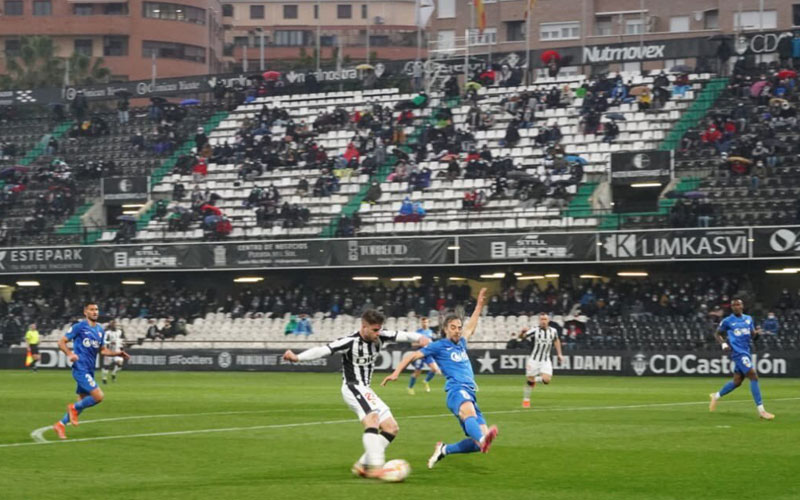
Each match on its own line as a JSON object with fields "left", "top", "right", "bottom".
{"left": 0, "top": 35, "right": 111, "bottom": 90}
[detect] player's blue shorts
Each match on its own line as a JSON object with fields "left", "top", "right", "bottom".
{"left": 412, "top": 355, "right": 436, "bottom": 370}
{"left": 73, "top": 370, "right": 99, "bottom": 395}
{"left": 732, "top": 354, "right": 754, "bottom": 375}
{"left": 446, "top": 385, "right": 486, "bottom": 436}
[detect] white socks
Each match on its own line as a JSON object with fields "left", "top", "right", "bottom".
{"left": 523, "top": 385, "right": 532, "bottom": 400}
{"left": 713, "top": 392, "right": 721, "bottom": 400}
{"left": 535, "top": 376, "right": 543, "bottom": 383}
{"left": 362, "top": 430, "right": 386, "bottom": 468}
{"left": 757, "top": 404, "right": 766, "bottom": 413}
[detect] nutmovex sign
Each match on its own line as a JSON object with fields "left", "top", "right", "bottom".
{"left": 600, "top": 228, "right": 749, "bottom": 261}
{"left": 459, "top": 233, "right": 596, "bottom": 263}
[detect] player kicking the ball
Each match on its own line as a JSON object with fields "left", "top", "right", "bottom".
{"left": 708, "top": 298, "right": 774, "bottom": 420}
{"left": 519, "top": 312, "right": 564, "bottom": 408}
{"left": 283, "top": 309, "right": 429, "bottom": 479}
{"left": 52, "top": 302, "right": 130, "bottom": 440}
{"left": 382, "top": 288, "right": 498, "bottom": 469}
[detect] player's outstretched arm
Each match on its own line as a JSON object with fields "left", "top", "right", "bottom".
{"left": 101, "top": 346, "right": 130, "bottom": 360}
{"left": 391, "top": 330, "right": 430, "bottom": 347}
{"left": 554, "top": 337, "right": 565, "bottom": 365}
{"left": 283, "top": 345, "right": 331, "bottom": 363}
{"left": 463, "top": 287, "right": 487, "bottom": 341}
{"left": 381, "top": 351, "right": 425, "bottom": 386}
{"left": 715, "top": 329, "right": 730, "bottom": 352}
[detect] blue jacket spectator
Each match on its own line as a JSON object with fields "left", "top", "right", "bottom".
{"left": 293, "top": 315, "right": 313, "bottom": 336}
{"left": 762, "top": 312, "right": 779, "bottom": 335}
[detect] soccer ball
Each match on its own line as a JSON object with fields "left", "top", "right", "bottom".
{"left": 380, "top": 459, "right": 411, "bottom": 482}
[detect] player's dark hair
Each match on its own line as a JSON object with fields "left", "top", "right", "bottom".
{"left": 361, "top": 309, "right": 385, "bottom": 325}
{"left": 84, "top": 301, "right": 98, "bottom": 309}
{"left": 442, "top": 314, "right": 461, "bottom": 330}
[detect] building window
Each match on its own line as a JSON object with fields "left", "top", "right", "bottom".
{"left": 436, "top": 30, "right": 455, "bottom": 52}
{"left": 665, "top": 58, "right": 686, "bottom": 70}
{"left": 103, "top": 36, "right": 128, "bottom": 56}
{"left": 143, "top": 3, "right": 206, "bottom": 24}
{"left": 625, "top": 18, "right": 644, "bottom": 35}
{"left": 704, "top": 9, "right": 718, "bottom": 29}
{"left": 468, "top": 27, "right": 497, "bottom": 46}
{"left": 320, "top": 35, "right": 337, "bottom": 46}
{"left": 370, "top": 35, "right": 389, "bottom": 46}
{"left": 595, "top": 16, "right": 613, "bottom": 35}
{"left": 250, "top": 5, "right": 264, "bottom": 19}
{"left": 314, "top": 4, "right": 318, "bottom": 18}
{"left": 505, "top": 21, "right": 525, "bottom": 42}
{"left": 437, "top": 0, "right": 454, "bottom": 19}
{"left": 73, "top": 3, "right": 94, "bottom": 15}
{"left": 361, "top": 4, "right": 367, "bottom": 18}
{"left": 4, "top": 0, "right": 23, "bottom": 15}
{"left": 337, "top": 4, "right": 351, "bottom": 18}
{"left": 622, "top": 61, "right": 641, "bottom": 73}
{"left": 283, "top": 4, "right": 297, "bottom": 18}
{"left": 32, "top": 0, "right": 51, "bottom": 16}
{"left": 222, "top": 3, "right": 233, "bottom": 16}
{"left": 74, "top": 39, "right": 93, "bottom": 57}
{"left": 734, "top": 10, "right": 776, "bottom": 30}
{"left": 143, "top": 40, "right": 206, "bottom": 62}
{"left": 540, "top": 21, "right": 579, "bottom": 41}
{"left": 669, "top": 16, "right": 689, "bottom": 32}
{"left": 4, "top": 39, "right": 20, "bottom": 58}
{"left": 274, "top": 30, "right": 308, "bottom": 46}
{"left": 104, "top": 3, "right": 128, "bottom": 15}
{"left": 233, "top": 36, "right": 250, "bottom": 47}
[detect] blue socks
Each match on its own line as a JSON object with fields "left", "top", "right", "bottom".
{"left": 60, "top": 414, "right": 69, "bottom": 425}
{"left": 718, "top": 381, "right": 736, "bottom": 398}
{"left": 463, "top": 416, "right": 484, "bottom": 443}
{"left": 444, "top": 438, "right": 481, "bottom": 455}
{"left": 408, "top": 376, "right": 417, "bottom": 389}
{"left": 750, "top": 379, "right": 763, "bottom": 406}
{"left": 74, "top": 396, "right": 99, "bottom": 412}
{"left": 425, "top": 371, "right": 436, "bottom": 383}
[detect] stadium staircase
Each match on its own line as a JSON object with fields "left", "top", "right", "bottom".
{"left": 565, "top": 77, "right": 728, "bottom": 230}
{"left": 18, "top": 120, "right": 74, "bottom": 167}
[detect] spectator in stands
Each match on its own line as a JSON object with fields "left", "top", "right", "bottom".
{"left": 145, "top": 319, "right": 162, "bottom": 341}
{"left": 602, "top": 120, "right": 620, "bottom": 143}
{"left": 636, "top": 88, "right": 652, "bottom": 111}
{"left": 363, "top": 181, "right": 382, "bottom": 204}
{"left": 762, "top": 312, "right": 779, "bottom": 336}
{"left": 293, "top": 314, "right": 313, "bottom": 336}
{"left": 192, "top": 157, "right": 208, "bottom": 183}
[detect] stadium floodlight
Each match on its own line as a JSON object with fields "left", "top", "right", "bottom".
{"left": 580, "top": 274, "right": 604, "bottom": 279}
{"left": 352, "top": 276, "right": 379, "bottom": 281}
{"left": 447, "top": 245, "right": 460, "bottom": 250}
{"left": 390, "top": 276, "right": 422, "bottom": 282}
{"left": 517, "top": 275, "right": 545, "bottom": 281}
{"left": 514, "top": 272, "right": 522, "bottom": 276}
{"left": 233, "top": 277, "right": 264, "bottom": 283}
{"left": 617, "top": 272, "right": 648, "bottom": 277}
{"left": 545, "top": 274, "right": 560, "bottom": 278}
{"left": 631, "top": 182, "right": 662, "bottom": 188}
{"left": 16, "top": 281, "right": 40, "bottom": 287}
{"left": 75, "top": 281, "right": 90, "bottom": 286}
{"left": 448, "top": 277, "right": 468, "bottom": 281}
{"left": 479, "top": 273, "right": 506, "bottom": 279}
{"left": 765, "top": 269, "right": 799, "bottom": 274}
{"left": 121, "top": 204, "right": 145, "bottom": 209}
{"left": 121, "top": 280, "right": 146, "bottom": 285}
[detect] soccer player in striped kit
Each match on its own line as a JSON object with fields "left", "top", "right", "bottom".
{"left": 518, "top": 313, "right": 564, "bottom": 408}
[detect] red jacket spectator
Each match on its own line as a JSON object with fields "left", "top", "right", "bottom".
{"left": 343, "top": 143, "right": 360, "bottom": 163}
{"left": 192, "top": 158, "right": 208, "bottom": 177}
{"left": 701, "top": 126, "right": 722, "bottom": 143}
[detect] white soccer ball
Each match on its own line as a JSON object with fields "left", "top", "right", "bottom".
{"left": 380, "top": 459, "right": 411, "bottom": 482}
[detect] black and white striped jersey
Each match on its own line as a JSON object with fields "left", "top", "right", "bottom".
{"left": 326, "top": 330, "right": 414, "bottom": 386}
{"left": 524, "top": 327, "right": 558, "bottom": 363}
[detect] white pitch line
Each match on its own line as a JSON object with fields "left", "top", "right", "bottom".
{"left": 5, "top": 396, "right": 799, "bottom": 450}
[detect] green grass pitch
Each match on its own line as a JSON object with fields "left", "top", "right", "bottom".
{"left": 0, "top": 371, "right": 797, "bottom": 500}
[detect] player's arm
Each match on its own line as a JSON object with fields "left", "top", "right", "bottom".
{"left": 715, "top": 325, "right": 730, "bottom": 352}
{"left": 57, "top": 335, "right": 78, "bottom": 363}
{"left": 462, "top": 287, "right": 487, "bottom": 341}
{"left": 390, "top": 331, "right": 430, "bottom": 347}
{"left": 282, "top": 345, "right": 331, "bottom": 363}
{"left": 518, "top": 328, "right": 529, "bottom": 340}
{"left": 381, "top": 351, "right": 426, "bottom": 386}
{"left": 554, "top": 336, "right": 564, "bottom": 364}
{"left": 100, "top": 346, "right": 130, "bottom": 360}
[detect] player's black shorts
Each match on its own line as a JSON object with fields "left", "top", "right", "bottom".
{"left": 29, "top": 344, "right": 39, "bottom": 355}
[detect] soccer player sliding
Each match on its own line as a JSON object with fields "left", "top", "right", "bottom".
{"left": 709, "top": 298, "right": 775, "bottom": 420}
{"left": 382, "top": 288, "right": 499, "bottom": 468}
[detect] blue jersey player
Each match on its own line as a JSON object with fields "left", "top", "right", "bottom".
{"left": 383, "top": 288, "right": 498, "bottom": 468}
{"left": 709, "top": 299, "right": 774, "bottom": 420}
{"left": 407, "top": 316, "right": 441, "bottom": 395}
{"left": 52, "top": 302, "right": 129, "bottom": 439}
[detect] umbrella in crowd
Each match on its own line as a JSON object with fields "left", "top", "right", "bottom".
{"left": 727, "top": 156, "right": 752, "bottom": 165}
{"left": 684, "top": 191, "right": 707, "bottom": 199}
{"left": 116, "top": 215, "right": 137, "bottom": 222}
{"left": 200, "top": 204, "right": 222, "bottom": 216}
{"left": 750, "top": 80, "right": 769, "bottom": 97}
{"left": 180, "top": 99, "right": 200, "bottom": 106}
{"left": 769, "top": 97, "right": 789, "bottom": 107}
{"left": 565, "top": 155, "right": 587, "bottom": 165}
{"left": 670, "top": 65, "right": 692, "bottom": 73}
{"left": 604, "top": 112, "right": 626, "bottom": 121}
{"left": 540, "top": 50, "right": 561, "bottom": 64}
{"left": 465, "top": 81, "right": 482, "bottom": 92}
{"left": 778, "top": 69, "right": 798, "bottom": 80}
{"left": 629, "top": 86, "right": 650, "bottom": 96}
{"left": 263, "top": 71, "right": 281, "bottom": 81}
{"left": 356, "top": 64, "right": 375, "bottom": 71}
